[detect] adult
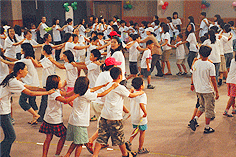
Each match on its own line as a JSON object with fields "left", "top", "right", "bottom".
{"left": 36, "top": 16, "right": 53, "bottom": 44}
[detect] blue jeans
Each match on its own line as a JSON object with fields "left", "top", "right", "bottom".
{"left": 19, "top": 92, "right": 38, "bottom": 111}
{"left": 224, "top": 53, "right": 233, "bottom": 69}
{"left": 38, "top": 87, "right": 48, "bottom": 122}
{"left": 214, "top": 63, "right": 220, "bottom": 85}
{"left": 187, "top": 51, "right": 197, "bottom": 69}
{"left": 0, "top": 114, "right": 16, "bottom": 157}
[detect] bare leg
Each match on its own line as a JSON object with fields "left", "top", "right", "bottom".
{"left": 64, "top": 142, "right": 77, "bottom": 157}
{"left": 75, "top": 144, "right": 82, "bottom": 157}
{"left": 42, "top": 134, "right": 53, "bottom": 157}
{"left": 161, "top": 61, "right": 165, "bottom": 73}
{"left": 129, "top": 129, "right": 140, "bottom": 143}
{"left": 92, "top": 142, "right": 102, "bottom": 157}
{"left": 205, "top": 117, "right": 211, "bottom": 125}
{"left": 139, "top": 130, "right": 146, "bottom": 150}
{"left": 166, "top": 61, "right": 171, "bottom": 74}
{"left": 119, "top": 144, "right": 128, "bottom": 156}
{"left": 89, "top": 130, "right": 98, "bottom": 143}
{"left": 191, "top": 108, "right": 198, "bottom": 120}
{"left": 181, "top": 64, "right": 188, "bottom": 73}
{"left": 55, "top": 136, "right": 66, "bottom": 156}
{"left": 28, "top": 108, "right": 40, "bottom": 120}
{"left": 225, "top": 97, "right": 235, "bottom": 111}
{"left": 147, "top": 76, "right": 151, "bottom": 85}
{"left": 196, "top": 110, "right": 203, "bottom": 118}
{"left": 177, "top": 64, "right": 182, "bottom": 73}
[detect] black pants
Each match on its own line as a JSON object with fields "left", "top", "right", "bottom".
{"left": 187, "top": 51, "right": 197, "bottom": 69}
{"left": 54, "top": 41, "right": 62, "bottom": 61}
{"left": 151, "top": 54, "right": 163, "bottom": 75}
{"left": 38, "top": 87, "right": 48, "bottom": 122}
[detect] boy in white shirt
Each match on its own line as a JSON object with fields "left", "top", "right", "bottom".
{"left": 125, "top": 77, "right": 149, "bottom": 154}
{"left": 141, "top": 40, "right": 155, "bottom": 89}
{"left": 168, "top": 34, "right": 188, "bottom": 75}
{"left": 190, "top": 45, "right": 219, "bottom": 134}
{"left": 198, "top": 12, "right": 209, "bottom": 37}
{"left": 36, "top": 17, "right": 52, "bottom": 43}
{"left": 93, "top": 67, "right": 144, "bottom": 157}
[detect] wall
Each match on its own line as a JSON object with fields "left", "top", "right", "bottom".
{"left": 1, "top": 1, "right": 13, "bottom": 26}
{"left": 157, "top": 0, "right": 184, "bottom": 18}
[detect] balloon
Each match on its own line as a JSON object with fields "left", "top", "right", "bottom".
{"left": 162, "top": 5, "right": 166, "bottom": 10}
{"left": 63, "top": 3, "right": 69, "bottom": 8}
{"left": 71, "top": 3, "right": 75, "bottom": 7}
{"left": 164, "top": 2, "right": 169, "bottom": 6}
{"left": 159, "top": 0, "right": 164, "bottom": 6}
{"left": 232, "top": 2, "right": 236, "bottom": 7}
{"left": 65, "top": 7, "right": 70, "bottom": 12}
{"left": 205, "top": 3, "right": 210, "bottom": 7}
{"left": 73, "top": 2, "right": 77, "bottom": 6}
{"left": 201, "top": 4, "right": 206, "bottom": 9}
{"left": 123, "top": 4, "right": 128, "bottom": 9}
{"left": 73, "top": 6, "right": 77, "bottom": 10}
{"left": 128, "top": 4, "right": 132, "bottom": 9}
{"left": 126, "top": 1, "right": 130, "bottom": 4}
{"left": 202, "top": 0, "right": 206, "bottom": 4}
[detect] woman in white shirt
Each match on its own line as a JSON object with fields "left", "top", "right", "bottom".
{"left": 0, "top": 62, "right": 54, "bottom": 157}
{"left": 14, "top": 25, "right": 24, "bottom": 59}
{"left": 64, "top": 18, "right": 78, "bottom": 34}
{"left": 78, "top": 19, "right": 87, "bottom": 37}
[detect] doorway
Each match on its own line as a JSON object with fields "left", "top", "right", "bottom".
{"left": 94, "top": 1, "right": 122, "bottom": 20}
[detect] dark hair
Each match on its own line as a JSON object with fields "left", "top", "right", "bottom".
{"left": 141, "top": 21, "right": 148, "bottom": 28}
{"left": 14, "top": 25, "right": 21, "bottom": 36}
{"left": 162, "top": 24, "right": 169, "bottom": 33}
{"left": 208, "top": 29, "right": 216, "bottom": 44}
{"left": 214, "top": 14, "right": 221, "bottom": 22}
{"left": 110, "top": 67, "right": 122, "bottom": 80}
{"left": 200, "top": 36, "right": 207, "bottom": 43}
{"left": 146, "top": 40, "right": 153, "bottom": 46}
{"left": 66, "top": 18, "right": 73, "bottom": 24}
{"left": 21, "top": 43, "right": 35, "bottom": 58}
{"left": 98, "top": 17, "right": 103, "bottom": 24}
{"left": 46, "top": 75, "right": 60, "bottom": 91}
{"left": 219, "top": 20, "right": 225, "bottom": 29}
{"left": 129, "top": 21, "right": 134, "bottom": 26}
{"left": 113, "top": 15, "right": 119, "bottom": 20}
{"left": 108, "top": 20, "right": 113, "bottom": 24}
{"left": 120, "top": 20, "right": 126, "bottom": 25}
{"left": 110, "top": 36, "right": 123, "bottom": 56}
{"left": 24, "top": 29, "right": 31, "bottom": 37}
{"left": 112, "top": 25, "right": 119, "bottom": 32}
{"left": 97, "top": 32, "right": 104, "bottom": 36}
{"left": 101, "top": 64, "right": 114, "bottom": 72}
{"left": 228, "top": 21, "right": 235, "bottom": 27}
{"left": 201, "top": 12, "right": 206, "bottom": 17}
{"left": 188, "top": 16, "right": 195, "bottom": 24}
{"left": 1, "top": 20, "right": 8, "bottom": 26}
{"left": 177, "top": 33, "right": 183, "bottom": 39}
{"left": 63, "top": 50, "right": 75, "bottom": 63}
{"left": 74, "top": 76, "right": 89, "bottom": 96}
{"left": 43, "top": 45, "right": 52, "bottom": 55}
{"left": 185, "top": 23, "right": 194, "bottom": 37}
{"left": 91, "top": 36, "right": 98, "bottom": 42}
{"left": 64, "top": 33, "right": 72, "bottom": 42}
{"left": 52, "top": 18, "right": 59, "bottom": 25}
{"left": 72, "top": 34, "right": 78, "bottom": 41}
{"left": 131, "top": 77, "right": 143, "bottom": 90}
{"left": 154, "top": 20, "right": 160, "bottom": 26}
{"left": 167, "top": 17, "right": 172, "bottom": 22}
{"left": 0, "top": 62, "right": 26, "bottom": 87}
{"left": 91, "top": 31, "right": 97, "bottom": 36}
{"left": 78, "top": 19, "right": 85, "bottom": 25}
{"left": 131, "top": 34, "right": 139, "bottom": 40}
{"left": 43, "top": 33, "right": 50, "bottom": 42}
{"left": 224, "top": 24, "right": 231, "bottom": 33}
{"left": 7, "top": 27, "right": 18, "bottom": 43}
{"left": 91, "top": 49, "right": 101, "bottom": 61}
{"left": 0, "top": 48, "right": 6, "bottom": 60}
{"left": 210, "top": 26, "right": 219, "bottom": 33}
{"left": 154, "top": 15, "right": 159, "bottom": 21}
{"left": 0, "top": 27, "right": 4, "bottom": 34}
{"left": 173, "top": 12, "right": 178, "bottom": 19}
{"left": 199, "top": 45, "right": 212, "bottom": 57}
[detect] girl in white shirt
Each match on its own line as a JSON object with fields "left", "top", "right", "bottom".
{"left": 78, "top": 19, "right": 87, "bottom": 36}
{"left": 39, "top": 75, "right": 80, "bottom": 157}
{"left": 64, "top": 18, "right": 78, "bottom": 34}
{"left": 14, "top": 25, "right": 24, "bottom": 59}
{"left": 172, "top": 12, "right": 182, "bottom": 33}
{"left": 166, "top": 17, "right": 175, "bottom": 43}
{"left": 0, "top": 27, "right": 7, "bottom": 48}
{"left": 0, "top": 62, "right": 54, "bottom": 157}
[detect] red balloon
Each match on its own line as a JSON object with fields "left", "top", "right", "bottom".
{"left": 162, "top": 5, "right": 166, "bottom": 9}
{"left": 164, "top": 2, "right": 169, "bottom": 6}
{"left": 201, "top": 4, "right": 206, "bottom": 9}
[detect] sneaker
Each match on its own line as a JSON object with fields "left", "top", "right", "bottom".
{"left": 176, "top": 72, "right": 182, "bottom": 76}
{"left": 125, "top": 141, "right": 132, "bottom": 151}
{"left": 138, "top": 148, "right": 150, "bottom": 154}
{"left": 188, "top": 120, "right": 199, "bottom": 127}
{"left": 204, "top": 127, "right": 215, "bottom": 134}
{"left": 223, "top": 111, "right": 233, "bottom": 117}
{"left": 189, "top": 119, "right": 197, "bottom": 131}
{"left": 147, "top": 84, "right": 155, "bottom": 89}
{"left": 210, "top": 116, "right": 215, "bottom": 121}
{"left": 155, "top": 74, "right": 164, "bottom": 77}
{"left": 90, "top": 115, "right": 97, "bottom": 121}
{"left": 182, "top": 72, "right": 187, "bottom": 75}
{"left": 232, "top": 110, "right": 236, "bottom": 114}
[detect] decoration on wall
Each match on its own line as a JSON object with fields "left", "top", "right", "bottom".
{"left": 159, "top": 1, "right": 169, "bottom": 10}
{"left": 232, "top": 2, "right": 236, "bottom": 7}
{"left": 63, "top": 2, "right": 77, "bottom": 12}
{"left": 158, "top": 0, "right": 164, "bottom": 6}
{"left": 123, "top": 1, "right": 133, "bottom": 10}
{"left": 201, "top": 0, "right": 210, "bottom": 9}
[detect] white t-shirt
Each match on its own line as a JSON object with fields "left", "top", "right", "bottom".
{"left": 141, "top": 49, "right": 152, "bottom": 68}
{"left": 30, "top": 29, "right": 37, "bottom": 41}
{"left": 167, "top": 23, "right": 175, "bottom": 37}
{"left": 112, "top": 51, "right": 126, "bottom": 80}
{"left": 64, "top": 62, "right": 78, "bottom": 87}
{"left": 130, "top": 92, "right": 147, "bottom": 125}
{"left": 0, "top": 34, "right": 5, "bottom": 48}
{"left": 4, "top": 37, "right": 16, "bottom": 58}
{"left": 79, "top": 25, "right": 86, "bottom": 37}
{"left": 93, "top": 71, "right": 113, "bottom": 104}
{"left": 53, "top": 25, "right": 61, "bottom": 42}
{"left": 40, "top": 57, "right": 55, "bottom": 87}
{"left": 192, "top": 59, "right": 216, "bottom": 93}
{"left": 119, "top": 26, "right": 128, "bottom": 42}
{"left": 231, "top": 29, "right": 236, "bottom": 40}
{"left": 40, "top": 23, "right": 48, "bottom": 38}
{"left": 139, "top": 27, "right": 147, "bottom": 39}
{"left": 215, "top": 34, "right": 226, "bottom": 55}
{"left": 101, "top": 82, "right": 130, "bottom": 120}
{"left": 87, "top": 61, "right": 100, "bottom": 88}
{"left": 161, "top": 32, "right": 171, "bottom": 51}
{"left": 199, "top": 18, "right": 209, "bottom": 37}
{"left": 203, "top": 39, "right": 221, "bottom": 63}
{"left": 172, "top": 18, "right": 182, "bottom": 27}
{"left": 0, "top": 60, "right": 9, "bottom": 83}
{"left": 0, "top": 78, "right": 25, "bottom": 115}
{"left": 226, "top": 59, "right": 236, "bottom": 84}
{"left": 222, "top": 33, "right": 233, "bottom": 54}
{"left": 68, "top": 89, "right": 97, "bottom": 127}
{"left": 186, "top": 33, "right": 198, "bottom": 52}
{"left": 16, "top": 58, "right": 40, "bottom": 87}
{"left": 175, "top": 41, "right": 185, "bottom": 60}
{"left": 65, "top": 42, "right": 76, "bottom": 59}
{"left": 15, "top": 34, "right": 23, "bottom": 53}
{"left": 86, "top": 44, "right": 97, "bottom": 63}
{"left": 64, "top": 25, "right": 74, "bottom": 34}
{"left": 128, "top": 41, "right": 140, "bottom": 62}
{"left": 23, "top": 39, "right": 38, "bottom": 46}
{"left": 74, "top": 42, "right": 86, "bottom": 62}
{"left": 154, "top": 26, "right": 162, "bottom": 42}
{"left": 44, "top": 90, "right": 63, "bottom": 124}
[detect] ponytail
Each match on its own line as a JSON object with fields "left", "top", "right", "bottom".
{"left": 0, "top": 62, "right": 26, "bottom": 87}
{"left": 208, "top": 30, "right": 216, "bottom": 44}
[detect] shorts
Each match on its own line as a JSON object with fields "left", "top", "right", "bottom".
{"left": 141, "top": 68, "right": 151, "bottom": 78}
{"left": 219, "top": 55, "right": 227, "bottom": 72}
{"left": 227, "top": 83, "right": 236, "bottom": 97}
{"left": 66, "top": 123, "right": 89, "bottom": 144}
{"left": 39, "top": 121, "right": 67, "bottom": 138}
{"left": 132, "top": 124, "right": 147, "bottom": 131}
{"left": 197, "top": 93, "right": 215, "bottom": 119}
{"left": 233, "top": 39, "right": 236, "bottom": 51}
{"left": 129, "top": 62, "right": 139, "bottom": 75}
{"left": 96, "top": 117, "right": 125, "bottom": 146}
{"left": 176, "top": 58, "right": 186, "bottom": 65}
{"left": 162, "top": 49, "right": 172, "bottom": 62}
{"left": 224, "top": 53, "right": 233, "bottom": 68}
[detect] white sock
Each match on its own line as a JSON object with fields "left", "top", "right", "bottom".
{"left": 205, "top": 125, "right": 210, "bottom": 129}
{"left": 194, "top": 116, "right": 198, "bottom": 120}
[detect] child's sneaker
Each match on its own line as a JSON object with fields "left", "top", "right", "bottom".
{"left": 232, "top": 109, "right": 236, "bottom": 114}
{"left": 188, "top": 120, "right": 199, "bottom": 127}
{"left": 223, "top": 111, "right": 233, "bottom": 117}
{"left": 138, "top": 148, "right": 150, "bottom": 154}
{"left": 176, "top": 72, "right": 182, "bottom": 76}
{"left": 125, "top": 141, "right": 132, "bottom": 151}
{"left": 189, "top": 119, "right": 198, "bottom": 131}
{"left": 147, "top": 84, "right": 155, "bottom": 89}
{"left": 182, "top": 72, "right": 187, "bottom": 75}
{"left": 204, "top": 127, "right": 215, "bottom": 134}
{"left": 90, "top": 115, "right": 97, "bottom": 121}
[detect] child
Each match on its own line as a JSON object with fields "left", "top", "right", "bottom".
{"left": 198, "top": 12, "right": 209, "bottom": 37}
{"left": 0, "top": 27, "right": 7, "bottom": 48}
{"left": 141, "top": 40, "right": 155, "bottom": 89}
{"left": 64, "top": 76, "right": 119, "bottom": 157}
{"left": 125, "top": 77, "right": 149, "bottom": 154}
{"left": 93, "top": 67, "right": 144, "bottom": 157}
{"left": 167, "top": 34, "right": 188, "bottom": 75}
{"left": 189, "top": 45, "right": 219, "bottom": 134}
{"left": 30, "top": 23, "right": 37, "bottom": 41}
{"left": 166, "top": 17, "right": 175, "bottom": 43}
{"left": 39, "top": 75, "right": 80, "bottom": 157}
{"left": 64, "top": 18, "right": 78, "bottom": 34}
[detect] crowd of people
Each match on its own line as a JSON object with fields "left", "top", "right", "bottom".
{"left": 0, "top": 11, "right": 236, "bottom": 157}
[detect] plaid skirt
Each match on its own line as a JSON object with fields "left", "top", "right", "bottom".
{"left": 39, "top": 121, "right": 67, "bottom": 138}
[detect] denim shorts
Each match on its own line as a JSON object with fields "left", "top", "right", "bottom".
{"left": 132, "top": 124, "right": 147, "bottom": 131}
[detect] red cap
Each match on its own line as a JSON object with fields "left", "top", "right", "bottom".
{"left": 105, "top": 57, "right": 122, "bottom": 66}
{"left": 109, "top": 31, "right": 121, "bottom": 37}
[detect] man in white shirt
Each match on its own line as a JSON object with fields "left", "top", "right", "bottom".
{"left": 36, "top": 17, "right": 52, "bottom": 43}
{"left": 190, "top": 45, "right": 219, "bottom": 134}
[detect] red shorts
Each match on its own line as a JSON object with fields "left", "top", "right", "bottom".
{"left": 227, "top": 83, "right": 236, "bottom": 97}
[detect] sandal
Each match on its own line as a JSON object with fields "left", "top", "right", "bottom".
{"left": 164, "top": 73, "right": 172, "bottom": 75}
{"left": 85, "top": 142, "right": 93, "bottom": 154}
{"left": 122, "top": 152, "right": 137, "bottom": 157}
{"left": 138, "top": 148, "right": 150, "bottom": 154}
{"left": 125, "top": 141, "right": 132, "bottom": 151}
{"left": 28, "top": 119, "right": 38, "bottom": 125}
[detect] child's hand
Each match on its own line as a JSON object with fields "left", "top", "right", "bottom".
{"left": 215, "top": 92, "right": 219, "bottom": 100}
{"left": 48, "top": 89, "right": 56, "bottom": 95}
{"left": 190, "top": 84, "right": 195, "bottom": 91}
{"left": 130, "top": 87, "right": 135, "bottom": 93}
{"left": 143, "top": 113, "right": 147, "bottom": 117}
{"left": 71, "top": 62, "right": 77, "bottom": 67}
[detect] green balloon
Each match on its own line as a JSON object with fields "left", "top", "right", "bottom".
{"left": 123, "top": 4, "right": 128, "bottom": 9}
{"left": 128, "top": 4, "right": 132, "bottom": 9}
{"left": 71, "top": 3, "right": 75, "bottom": 7}
{"left": 63, "top": 3, "right": 69, "bottom": 8}
{"left": 65, "top": 7, "right": 70, "bottom": 12}
{"left": 73, "top": 2, "right": 77, "bottom": 6}
{"left": 73, "top": 6, "right": 77, "bottom": 10}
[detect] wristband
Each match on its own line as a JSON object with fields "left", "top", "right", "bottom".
{"left": 191, "top": 84, "right": 194, "bottom": 85}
